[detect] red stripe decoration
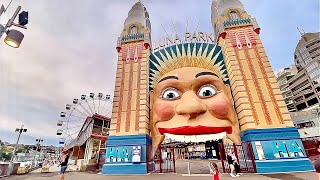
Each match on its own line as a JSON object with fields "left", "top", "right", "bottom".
{"left": 125, "top": 56, "right": 134, "bottom": 132}
{"left": 129, "top": 44, "right": 135, "bottom": 60}
{"left": 116, "top": 61, "right": 126, "bottom": 132}
{"left": 253, "top": 45, "right": 284, "bottom": 124}
{"left": 121, "top": 45, "right": 128, "bottom": 61}
{"left": 242, "top": 47, "right": 272, "bottom": 125}
{"left": 246, "top": 28, "right": 257, "bottom": 45}
{"left": 233, "top": 46, "right": 260, "bottom": 125}
{"left": 135, "top": 50, "right": 142, "bottom": 131}
{"left": 137, "top": 42, "right": 143, "bottom": 59}
{"left": 228, "top": 27, "right": 257, "bottom": 47}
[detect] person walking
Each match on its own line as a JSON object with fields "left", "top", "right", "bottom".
{"left": 210, "top": 162, "right": 220, "bottom": 180}
{"left": 59, "top": 151, "right": 69, "bottom": 180}
{"left": 227, "top": 150, "right": 240, "bottom": 177}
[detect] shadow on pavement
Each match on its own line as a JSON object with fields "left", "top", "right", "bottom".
{"left": 262, "top": 173, "right": 307, "bottom": 180}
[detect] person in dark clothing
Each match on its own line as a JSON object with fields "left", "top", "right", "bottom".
{"left": 60, "top": 151, "right": 69, "bottom": 180}
{"left": 227, "top": 151, "right": 240, "bottom": 177}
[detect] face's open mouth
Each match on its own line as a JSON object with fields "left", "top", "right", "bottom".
{"left": 158, "top": 126, "right": 232, "bottom": 143}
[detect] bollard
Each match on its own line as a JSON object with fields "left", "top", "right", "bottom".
{"left": 187, "top": 161, "right": 191, "bottom": 176}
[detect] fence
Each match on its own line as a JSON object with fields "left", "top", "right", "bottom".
{"left": 218, "top": 142, "right": 256, "bottom": 173}
{"left": 153, "top": 145, "right": 176, "bottom": 173}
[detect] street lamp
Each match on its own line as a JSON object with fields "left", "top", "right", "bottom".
{"left": 0, "top": 5, "right": 28, "bottom": 48}
{"left": 32, "top": 138, "right": 43, "bottom": 167}
{"left": 6, "top": 125, "right": 27, "bottom": 176}
{"left": 11, "top": 125, "right": 27, "bottom": 161}
{"left": 4, "top": 29, "right": 24, "bottom": 48}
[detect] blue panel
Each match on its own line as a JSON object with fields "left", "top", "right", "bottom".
{"left": 102, "top": 163, "right": 147, "bottom": 174}
{"left": 255, "top": 158, "right": 314, "bottom": 173}
{"left": 241, "top": 128, "right": 300, "bottom": 142}
{"left": 259, "top": 139, "right": 306, "bottom": 160}
{"left": 102, "top": 135, "right": 151, "bottom": 175}
{"left": 107, "top": 134, "right": 151, "bottom": 147}
{"left": 105, "top": 145, "right": 147, "bottom": 163}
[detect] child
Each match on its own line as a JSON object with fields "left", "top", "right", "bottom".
{"left": 210, "top": 162, "right": 220, "bottom": 180}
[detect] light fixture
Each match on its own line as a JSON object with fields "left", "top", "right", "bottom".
{"left": 4, "top": 29, "right": 24, "bottom": 48}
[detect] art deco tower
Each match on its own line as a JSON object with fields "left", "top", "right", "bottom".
{"left": 211, "top": 0, "right": 313, "bottom": 173}
{"left": 110, "top": 1, "right": 151, "bottom": 136}
{"left": 103, "top": 1, "right": 152, "bottom": 174}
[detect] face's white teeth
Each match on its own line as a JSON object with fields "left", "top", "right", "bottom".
{"left": 163, "top": 132, "right": 227, "bottom": 143}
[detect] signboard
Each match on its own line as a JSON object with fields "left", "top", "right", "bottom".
{"left": 259, "top": 139, "right": 306, "bottom": 160}
{"left": 132, "top": 146, "right": 141, "bottom": 163}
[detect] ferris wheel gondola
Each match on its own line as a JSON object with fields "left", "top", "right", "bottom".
{"left": 56, "top": 93, "right": 113, "bottom": 146}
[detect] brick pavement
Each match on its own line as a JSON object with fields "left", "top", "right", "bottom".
{"left": 3, "top": 171, "right": 318, "bottom": 180}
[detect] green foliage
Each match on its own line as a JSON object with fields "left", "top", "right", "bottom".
{"left": 1, "top": 152, "right": 12, "bottom": 161}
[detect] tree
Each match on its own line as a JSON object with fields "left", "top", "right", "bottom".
{"left": 2, "top": 152, "right": 12, "bottom": 161}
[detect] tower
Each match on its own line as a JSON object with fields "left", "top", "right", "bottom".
{"left": 102, "top": 1, "right": 152, "bottom": 174}
{"left": 212, "top": 0, "right": 314, "bottom": 173}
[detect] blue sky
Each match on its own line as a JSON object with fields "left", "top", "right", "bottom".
{"left": 0, "top": 0, "right": 319, "bottom": 146}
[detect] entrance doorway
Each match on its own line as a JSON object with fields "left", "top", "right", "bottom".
{"left": 218, "top": 142, "right": 256, "bottom": 173}
{"left": 153, "top": 145, "right": 176, "bottom": 173}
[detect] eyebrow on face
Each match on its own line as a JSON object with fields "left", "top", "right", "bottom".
{"left": 195, "top": 71, "right": 219, "bottom": 78}
{"left": 159, "top": 75, "right": 179, "bottom": 83}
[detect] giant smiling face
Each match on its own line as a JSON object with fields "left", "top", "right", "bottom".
{"left": 150, "top": 67, "right": 241, "bottom": 155}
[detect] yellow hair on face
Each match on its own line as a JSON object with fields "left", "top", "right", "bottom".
{"left": 149, "top": 42, "right": 228, "bottom": 89}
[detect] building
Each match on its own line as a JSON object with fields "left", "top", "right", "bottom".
{"left": 102, "top": 0, "right": 314, "bottom": 174}
{"left": 275, "top": 65, "right": 298, "bottom": 112}
{"left": 294, "top": 32, "right": 320, "bottom": 84}
{"left": 291, "top": 110, "right": 320, "bottom": 139}
{"left": 292, "top": 32, "right": 320, "bottom": 111}
{"left": 287, "top": 69, "right": 320, "bottom": 111}
{"left": 276, "top": 32, "right": 320, "bottom": 112}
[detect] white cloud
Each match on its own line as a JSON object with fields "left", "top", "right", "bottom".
{"left": 0, "top": 114, "right": 57, "bottom": 139}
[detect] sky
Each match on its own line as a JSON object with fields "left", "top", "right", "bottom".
{"left": 0, "top": 0, "right": 319, "bottom": 146}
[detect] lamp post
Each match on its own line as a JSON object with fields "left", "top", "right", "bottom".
{"left": 7, "top": 125, "right": 27, "bottom": 176}
{"left": 11, "top": 125, "right": 27, "bottom": 161}
{"left": 32, "top": 139, "right": 43, "bottom": 167}
{"left": 0, "top": 5, "right": 28, "bottom": 48}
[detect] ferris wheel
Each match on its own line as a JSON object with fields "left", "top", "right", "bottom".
{"left": 56, "top": 93, "right": 113, "bottom": 146}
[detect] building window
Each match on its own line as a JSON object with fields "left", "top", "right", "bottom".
{"left": 130, "top": 26, "right": 137, "bottom": 35}
{"left": 230, "top": 11, "right": 239, "bottom": 20}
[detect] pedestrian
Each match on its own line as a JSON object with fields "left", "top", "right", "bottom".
{"left": 210, "top": 162, "right": 220, "bottom": 180}
{"left": 59, "top": 151, "right": 69, "bottom": 180}
{"left": 227, "top": 150, "right": 240, "bottom": 177}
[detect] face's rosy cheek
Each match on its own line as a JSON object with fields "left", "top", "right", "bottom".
{"left": 153, "top": 102, "right": 175, "bottom": 121}
{"left": 208, "top": 97, "right": 230, "bottom": 117}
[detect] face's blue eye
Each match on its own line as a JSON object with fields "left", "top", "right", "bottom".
{"left": 161, "top": 88, "right": 180, "bottom": 100}
{"left": 198, "top": 85, "right": 218, "bottom": 98}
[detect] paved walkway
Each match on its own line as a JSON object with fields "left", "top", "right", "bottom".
{"left": 3, "top": 171, "right": 318, "bottom": 180}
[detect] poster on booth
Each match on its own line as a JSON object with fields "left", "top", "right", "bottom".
{"left": 132, "top": 146, "right": 141, "bottom": 163}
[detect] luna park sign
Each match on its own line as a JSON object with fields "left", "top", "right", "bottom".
{"left": 152, "top": 32, "right": 215, "bottom": 52}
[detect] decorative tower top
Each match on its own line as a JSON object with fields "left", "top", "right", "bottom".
{"left": 124, "top": 1, "right": 151, "bottom": 32}
{"left": 211, "top": 0, "right": 245, "bottom": 21}
{"left": 116, "top": 1, "right": 152, "bottom": 52}
{"left": 211, "top": 0, "right": 260, "bottom": 40}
